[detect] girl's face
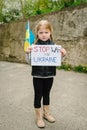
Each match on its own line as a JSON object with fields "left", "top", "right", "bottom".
{"left": 37, "top": 26, "right": 51, "bottom": 41}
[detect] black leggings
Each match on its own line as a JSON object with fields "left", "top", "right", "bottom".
{"left": 33, "top": 77, "right": 53, "bottom": 108}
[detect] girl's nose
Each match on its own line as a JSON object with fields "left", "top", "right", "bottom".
{"left": 43, "top": 33, "right": 46, "bottom": 36}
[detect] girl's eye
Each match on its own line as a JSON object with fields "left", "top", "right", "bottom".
{"left": 39, "top": 32, "right": 43, "bottom": 34}
{"left": 45, "top": 32, "right": 48, "bottom": 34}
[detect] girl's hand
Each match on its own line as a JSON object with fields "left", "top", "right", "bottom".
{"left": 26, "top": 46, "right": 32, "bottom": 53}
{"left": 61, "top": 48, "right": 66, "bottom": 57}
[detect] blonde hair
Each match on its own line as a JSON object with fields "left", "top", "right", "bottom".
{"left": 35, "top": 20, "right": 53, "bottom": 41}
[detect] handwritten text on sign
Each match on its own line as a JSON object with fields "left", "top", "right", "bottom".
{"left": 31, "top": 45, "right": 62, "bottom": 66}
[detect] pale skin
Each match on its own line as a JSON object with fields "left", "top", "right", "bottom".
{"left": 26, "top": 27, "right": 66, "bottom": 56}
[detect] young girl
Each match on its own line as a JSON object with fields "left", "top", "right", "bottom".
{"left": 26, "top": 20, "right": 66, "bottom": 128}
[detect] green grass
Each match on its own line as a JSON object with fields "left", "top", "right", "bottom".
{"left": 57, "top": 64, "right": 87, "bottom": 73}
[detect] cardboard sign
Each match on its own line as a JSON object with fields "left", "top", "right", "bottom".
{"left": 31, "top": 45, "right": 62, "bottom": 66}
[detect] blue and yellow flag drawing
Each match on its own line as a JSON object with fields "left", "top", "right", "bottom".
{"left": 24, "top": 20, "right": 35, "bottom": 52}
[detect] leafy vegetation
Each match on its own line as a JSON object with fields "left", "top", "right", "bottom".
{"left": 0, "top": 0, "right": 87, "bottom": 23}
{"left": 57, "top": 64, "right": 87, "bottom": 73}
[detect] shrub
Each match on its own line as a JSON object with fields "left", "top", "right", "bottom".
{"left": 57, "top": 64, "right": 87, "bottom": 73}
{"left": 74, "top": 65, "right": 87, "bottom": 73}
{"left": 2, "top": 8, "right": 22, "bottom": 23}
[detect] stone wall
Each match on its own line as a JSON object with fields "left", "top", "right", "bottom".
{"left": 0, "top": 4, "right": 87, "bottom": 66}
